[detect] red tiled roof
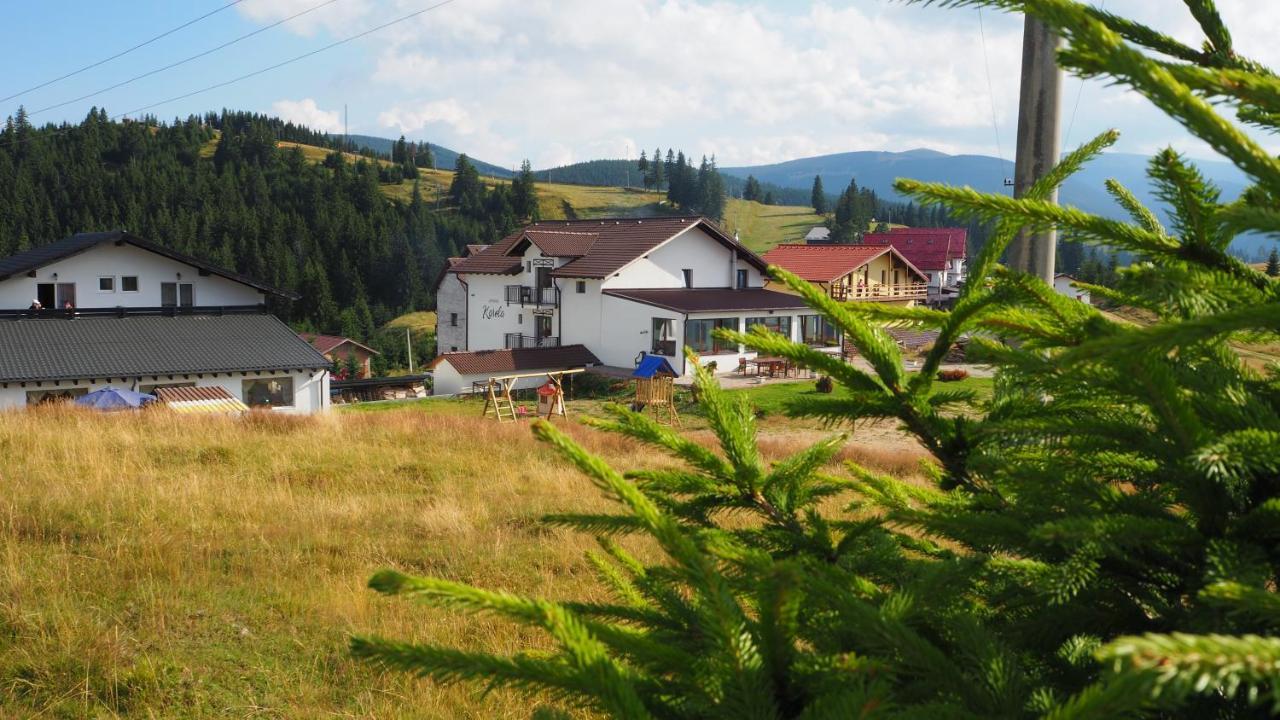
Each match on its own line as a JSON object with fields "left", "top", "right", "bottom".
{"left": 603, "top": 288, "right": 809, "bottom": 313}
{"left": 862, "top": 227, "right": 967, "bottom": 271}
{"left": 763, "top": 244, "right": 892, "bottom": 282}
{"left": 464, "top": 244, "right": 488, "bottom": 257}
{"left": 430, "top": 344, "right": 599, "bottom": 375}
{"left": 446, "top": 217, "right": 769, "bottom": 279}
{"left": 298, "top": 333, "right": 379, "bottom": 356}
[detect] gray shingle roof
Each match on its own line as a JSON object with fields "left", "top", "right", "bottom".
{"left": 0, "top": 313, "right": 329, "bottom": 383}
{"left": 0, "top": 230, "right": 296, "bottom": 299}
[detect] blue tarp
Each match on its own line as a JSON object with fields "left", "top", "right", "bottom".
{"left": 74, "top": 386, "right": 156, "bottom": 411}
{"left": 633, "top": 354, "right": 677, "bottom": 378}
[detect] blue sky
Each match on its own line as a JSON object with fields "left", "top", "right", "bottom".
{"left": 3, "top": 1, "right": 1275, "bottom": 169}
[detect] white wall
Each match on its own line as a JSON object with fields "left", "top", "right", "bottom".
{"left": 0, "top": 369, "right": 330, "bottom": 413}
{"left": 558, "top": 277, "right": 604, "bottom": 350}
{"left": 1054, "top": 276, "right": 1090, "bottom": 303}
{"left": 605, "top": 227, "right": 763, "bottom": 289}
{"left": 0, "top": 243, "right": 265, "bottom": 309}
{"left": 435, "top": 272, "right": 468, "bottom": 352}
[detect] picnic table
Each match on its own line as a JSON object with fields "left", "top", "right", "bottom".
{"left": 754, "top": 357, "right": 789, "bottom": 378}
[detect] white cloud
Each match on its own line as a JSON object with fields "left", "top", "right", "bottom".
{"left": 271, "top": 98, "right": 343, "bottom": 133}
{"left": 242, "top": 0, "right": 1280, "bottom": 167}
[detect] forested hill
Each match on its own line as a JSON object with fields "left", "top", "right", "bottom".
{"left": 0, "top": 109, "right": 528, "bottom": 339}
{"left": 339, "top": 133, "right": 513, "bottom": 178}
{"left": 536, "top": 159, "right": 812, "bottom": 206}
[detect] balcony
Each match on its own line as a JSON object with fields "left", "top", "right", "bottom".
{"left": 504, "top": 333, "right": 560, "bottom": 349}
{"left": 504, "top": 285, "right": 559, "bottom": 307}
{"left": 832, "top": 282, "right": 928, "bottom": 302}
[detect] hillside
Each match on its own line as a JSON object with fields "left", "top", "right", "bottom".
{"left": 338, "top": 133, "right": 513, "bottom": 178}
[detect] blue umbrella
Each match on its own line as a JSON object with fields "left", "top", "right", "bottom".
{"left": 75, "top": 386, "right": 157, "bottom": 411}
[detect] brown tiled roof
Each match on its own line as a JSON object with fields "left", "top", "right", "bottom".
{"left": 464, "top": 244, "right": 488, "bottom": 257}
{"left": 298, "top": 333, "right": 379, "bottom": 356}
{"left": 445, "top": 217, "right": 769, "bottom": 279}
{"left": 602, "top": 288, "right": 810, "bottom": 314}
{"left": 524, "top": 230, "right": 597, "bottom": 257}
{"left": 429, "top": 344, "right": 600, "bottom": 375}
{"left": 763, "top": 244, "right": 928, "bottom": 283}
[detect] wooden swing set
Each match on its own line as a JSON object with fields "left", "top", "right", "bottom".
{"left": 480, "top": 368, "right": 583, "bottom": 423}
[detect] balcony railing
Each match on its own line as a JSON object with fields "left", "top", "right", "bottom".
{"left": 504, "top": 333, "right": 560, "bottom": 349}
{"left": 504, "top": 285, "right": 559, "bottom": 307}
{"left": 832, "top": 282, "right": 928, "bottom": 301}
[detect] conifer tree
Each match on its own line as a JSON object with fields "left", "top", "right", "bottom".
{"left": 1267, "top": 247, "right": 1279, "bottom": 277}
{"left": 355, "top": 2, "right": 1280, "bottom": 716}
{"left": 810, "top": 174, "right": 827, "bottom": 214}
{"left": 637, "top": 150, "right": 649, "bottom": 190}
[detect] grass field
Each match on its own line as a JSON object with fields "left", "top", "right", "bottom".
{"left": 0, "top": 394, "right": 934, "bottom": 718}
{"left": 383, "top": 310, "right": 437, "bottom": 338}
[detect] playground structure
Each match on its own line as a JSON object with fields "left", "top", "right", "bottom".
{"left": 480, "top": 368, "right": 583, "bottom": 422}
{"left": 632, "top": 354, "right": 681, "bottom": 426}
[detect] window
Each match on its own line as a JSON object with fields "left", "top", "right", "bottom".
{"left": 161, "top": 282, "right": 194, "bottom": 307}
{"left": 121, "top": 276, "right": 139, "bottom": 292}
{"left": 576, "top": 280, "right": 586, "bottom": 294}
{"left": 800, "top": 315, "right": 838, "bottom": 346}
{"left": 682, "top": 269, "right": 693, "bottom": 288}
{"left": 651, "top": 318, "right": 676, "bottom": 356}
{"left": 449, "top": 312, "right": 458, "bottom": 327}
{"left": 450, "top": 346, "right": 458, "bottom": 352}
{"left": 684, "top": 318, "right": 737, "bottom": 354}
{"left": 242, "top": 377, "right": 294, "bottom": 407}
{"left": 26, "top": 387, "right": 88, "bottom": 405}
{"left": 736, "top": 269, "right": 748, "bottom": 289}
{"left": 526, "top": 261, "right": 532, "bottom": 272}
{"left": 747, "top": 315, "right": 791, "bottom": 339}
{"left": 98, "top": 276, "right": 114, "bottom": 292}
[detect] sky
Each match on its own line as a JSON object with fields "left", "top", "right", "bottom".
{"left": 2, "top": 0, "right": 1277, "bottom": 170}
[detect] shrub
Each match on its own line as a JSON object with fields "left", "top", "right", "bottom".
{"left": 352, "top": 2, "right": 1280, "bottom": 716}
{"left": 814, "top": 375, "right": 834, "bottom": 393}
{"left": 936, "top": 368, "right": 969, "bottom": 382}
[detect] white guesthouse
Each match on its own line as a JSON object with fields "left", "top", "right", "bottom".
{"left": 432, "top": 216, "right": 823, "bottom": 395}
{"left": 0, "top": 231, "right": 331, "bottom": 411}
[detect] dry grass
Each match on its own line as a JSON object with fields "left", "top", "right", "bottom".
{"left": 0, "top": 403, "right": 927, "bottom": 718}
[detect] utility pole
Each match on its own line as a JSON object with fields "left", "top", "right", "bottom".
{"left": 406, "top": 327, "right": 415, "bottom": 373}
{"left": 1006, "top": 15, "right": 1063, "bottom": 283}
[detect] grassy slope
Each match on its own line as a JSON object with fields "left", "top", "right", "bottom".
{"left": 276, "top": 140, "right": 829, "bottom": 248}
{"left": 384, "top": 310, "right": 437, "bottom": 337}
{"left": 0, "top": 401, "right": 929, "bottom": 719}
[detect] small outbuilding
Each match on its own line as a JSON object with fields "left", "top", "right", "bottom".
{"left": 632, "top": 352, "right": 680, "bottom": 425}
{"left": 429, "top": 344, "right": 600, "bottom": 396}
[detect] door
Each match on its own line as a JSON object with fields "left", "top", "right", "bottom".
{"left": 56, "top": 283, "right": 76, "bottom": 308}
{"left": 36, "top": 283, "right": 55, "bottom": 308}
{"left": 535, "top": 315, "right": 553, "bottom": 346}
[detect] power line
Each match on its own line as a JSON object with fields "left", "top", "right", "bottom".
{"left": 976, "top": 8, "right": 1006, "bottom": 165}
{"left": 117, "top": 0, "right": 459, "bottom": 119}
{"left": 1064, "top": 0, "right": 1105, "bottom": 148}
{"left": 1, "top": 1, "right": 244, "bottom": 105}
{"left": 0, "top": 0, "right": 459, "bottom": 152}
{"left": 29, "top": 0, "right": 343, "bottom": 118}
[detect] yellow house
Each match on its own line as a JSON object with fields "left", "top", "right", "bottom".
{"left": 761, "top": 244, "right": 929, "bottom": 305}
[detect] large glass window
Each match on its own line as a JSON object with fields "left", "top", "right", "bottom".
{"left": 684, "top": 318, "right": 738, "bottom": 354}
{"left": 800, "top": 315, "right": 838, "bottom": 346}
{"left": 242, "top": 377, "right": 294, "bottom": 407}
{"left": 651, "top": 318, "right": 676, "bottom": 356}
{"left": 746, "top": 315, "right": 791, "bottom": 339}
